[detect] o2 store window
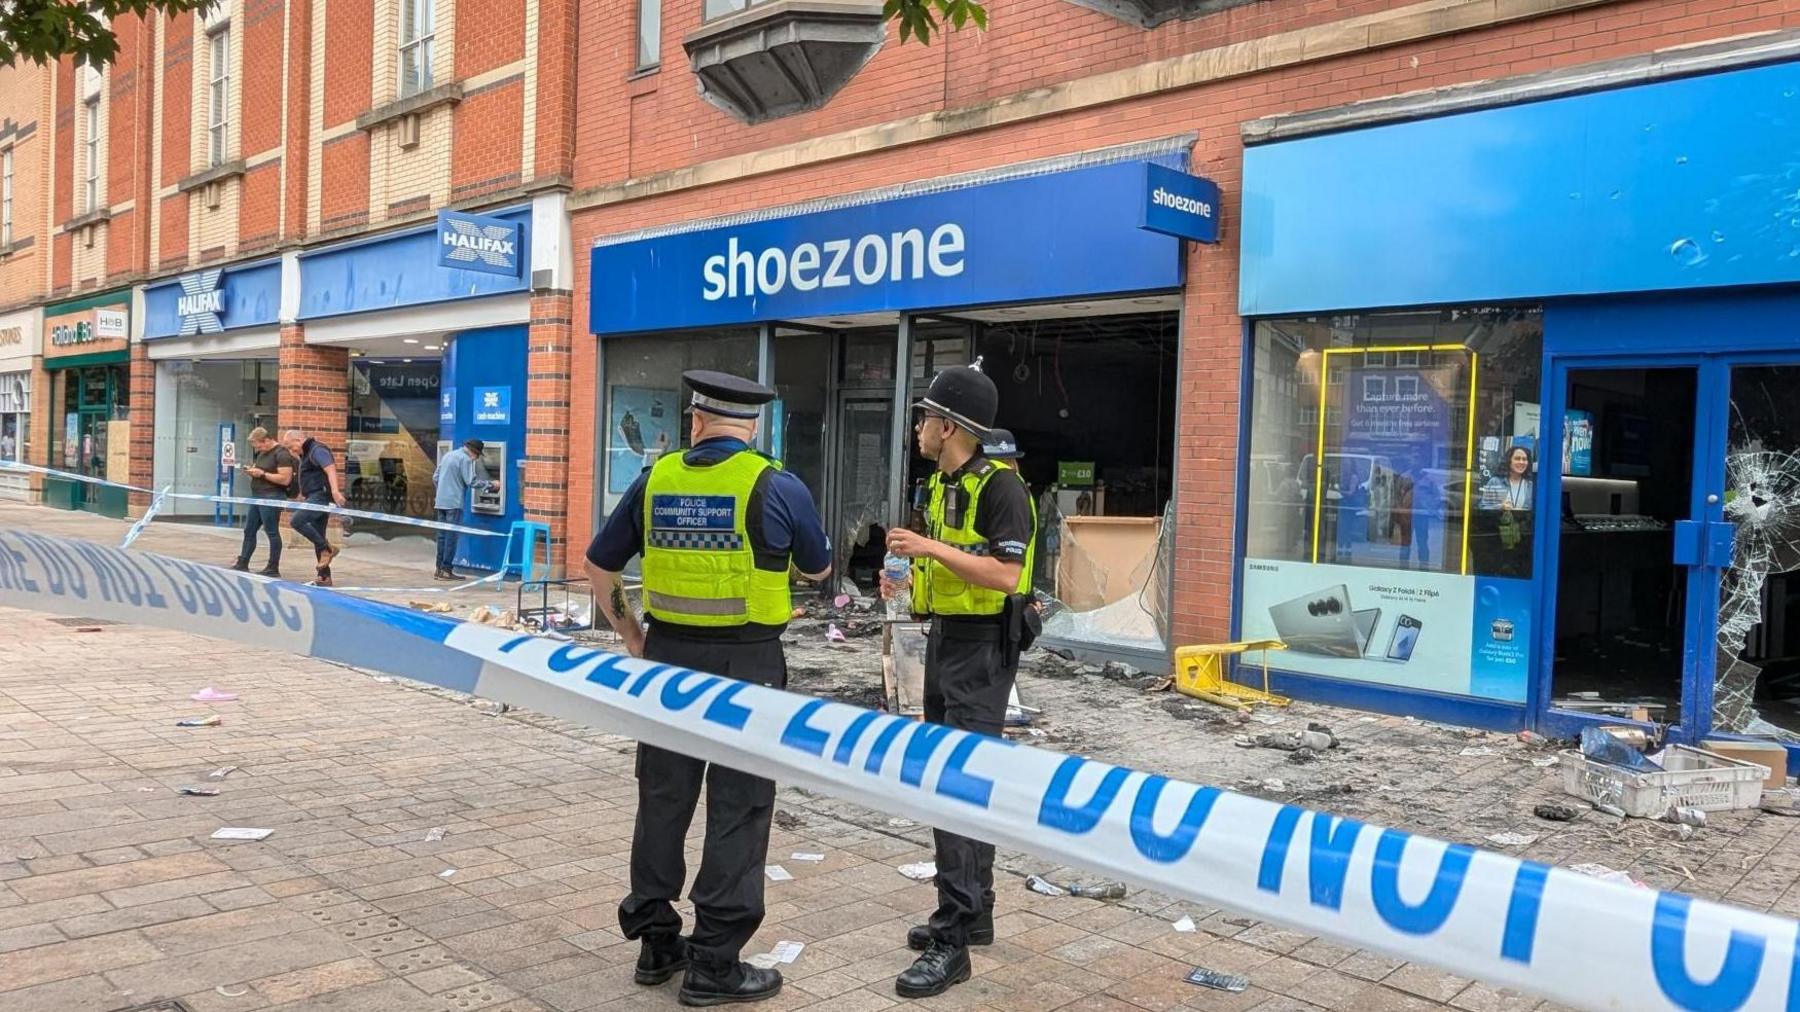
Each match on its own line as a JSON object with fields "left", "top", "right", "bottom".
{"left": 1239, "top": 307, "right": 1543, "bottom": 702}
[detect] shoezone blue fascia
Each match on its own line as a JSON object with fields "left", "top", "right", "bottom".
{"left": 0, "top": 526, "right": 1794, "bottom": 1012}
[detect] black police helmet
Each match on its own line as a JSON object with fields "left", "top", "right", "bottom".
{"left": 913, "top": 364, "right": 997, "bottom": 441}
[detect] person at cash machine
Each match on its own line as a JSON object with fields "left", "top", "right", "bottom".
{"left": 881, "top": 365, "right": 1037, "bottom": 999}
{"left": 584, "top": 369, "right": 831, "bottom": 1007}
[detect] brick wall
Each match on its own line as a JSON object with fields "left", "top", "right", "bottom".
{"left": 524, "top": 290, "right": 573, "bottom": 573}
{"left": 450, "top": 78, "right": 525, "bottom": 202}
{"left": 128, "top": 340, "right": 156, "bottom": 509}
{"left": 276, "top": 323, "right": 347, "bottom": 455}
{"left": 0, "top": 61, "right": 48, "bottom": 310}
{"left": 561, "top": 0, "right": 1800, "bottom": 636}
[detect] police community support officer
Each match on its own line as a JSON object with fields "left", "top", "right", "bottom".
{"left": 882, "top": 365, "right": 1036, "bottom": 999}
{"left": 584, "top": 369, "right": 832, "bottom": 1008}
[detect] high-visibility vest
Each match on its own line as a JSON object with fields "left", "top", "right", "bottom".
{"left": 641, "top": 448, "right": 792, "bottom": 628}
{"left": 915, "top": 458, "right": 1036, "bottom": 617}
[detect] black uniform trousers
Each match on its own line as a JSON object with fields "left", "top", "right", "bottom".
{"left": 922, "top": 616, "right": 1016, "bottom": 947}
{"left": 617, "top": 624, "right": 787, "bottom": 970}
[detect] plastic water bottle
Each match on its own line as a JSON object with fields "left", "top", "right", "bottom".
{"left": 883, "top": 553, "right": 912, "bottom": 620}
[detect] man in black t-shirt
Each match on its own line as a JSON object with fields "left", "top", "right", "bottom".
{"left": 283, "top": 428, "right": 347, "bottom": 587}
{"left": 881, "top": 365, "right": 1035, "bottom": 1000}
{"left": 231, "top": 427, "right": 295, "bottom": 577}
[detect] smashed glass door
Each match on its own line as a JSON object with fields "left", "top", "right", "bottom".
{"left": 1713, "top": 365, "right": 1800, "bottom": 739}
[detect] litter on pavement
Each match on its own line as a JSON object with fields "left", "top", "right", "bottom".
{"left": 208, "top": 766, "right": 237, "bottom": 779}
{"left": 176, "top": 715, "right": 222, "bottom": 728}
{"left": 211, "top": 827, "right": 273, "bottom": 841}
{"left": 190, "top": 687, "right": 238, "bottom": 702}
{"left": 1534, "top": 802, "right": 1580, "bottom": 822}
{"left": 897, "top": 862, "right": 937, "bottom": 881}
{"left": 1569, "top": 862, "right": 1647, "bottom": 888}
{"left": 1026, "top": 874, "right": 1126, "bottom": 899}
{"left": 439, "top": 868, "right": 457, "bottom": 879}
{"left": 425, "top": 827, "right": 447, "bottom": 842}
{"left": 1186, "top": 967, "right": 1250, "bottom": 992}
{"left": 790, "top": 852, "right": 825, "bottom": 863}
{"left": 1172, "top": 915, "right": 1197, "bottom": 932}
{"left": 177, "top": 786, "right": 220, "bottom": 797}
{"left": 764, "top": 864, "right": 793, "bottom": 882}
{"left": 747, "top": 941, "right": 805, "bottom": 968}
{"left": 1485, "top": 831, "right": 1538, "bottom": 847}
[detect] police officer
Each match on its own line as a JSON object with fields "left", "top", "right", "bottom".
{"left": 882, "top": 366, "right": 1036, "bottom": 999}
{"left": 585, "top": 370, "right": 832, "bottom": 1007}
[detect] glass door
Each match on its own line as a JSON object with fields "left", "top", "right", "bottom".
{"left": 1544, "top": 363, "right": 1708, "bottom": 736}
{"left": 1711, "top": 363, "right": 1800, "bottom": 754}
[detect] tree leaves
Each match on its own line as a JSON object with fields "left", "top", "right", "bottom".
{"left": 0, "top": 0, "right": 219, "bottom": 69}
{"left": 885, "top": 0, "right": 989, "bottom": 45}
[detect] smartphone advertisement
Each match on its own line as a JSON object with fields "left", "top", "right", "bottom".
{"left": 1239, "top": 559, "right": 1529, "bottom": 701}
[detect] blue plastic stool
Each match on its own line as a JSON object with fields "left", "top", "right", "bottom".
{"left": 499, "top": 521, "right": 550, "bottom": 585}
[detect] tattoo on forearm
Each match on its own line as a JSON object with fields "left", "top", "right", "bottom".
{"left": 610, "top": 582, "right": 627, "bottom": 619}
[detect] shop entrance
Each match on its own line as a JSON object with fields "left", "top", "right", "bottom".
{"left": 1542, "top": 357, "right": 1800, "bottom": 756}
{"left": 49, "top": 364, "right": 129, "bottom": 518}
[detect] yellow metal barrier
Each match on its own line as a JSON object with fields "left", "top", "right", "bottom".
{"left": 1173, "top": 639, "right": 1291, "bottom": 709}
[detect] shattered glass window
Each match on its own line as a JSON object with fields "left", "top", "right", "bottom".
{"left": 1713, "top": 365, "right": 1800, "bottom": 739}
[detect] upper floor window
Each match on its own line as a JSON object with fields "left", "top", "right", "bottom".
{"left": 399, "top": 0, "right": 435, "bottom": 97}
{"left": 2, "top": 148, "right": 13, "bottom": 246}
{"left": 83, "top": 95, "right": 100, "bottom": 213}
{"left": 637, "top": 0, "right": 660, "bottom": 68}
{"left": 703, "top": 0, "right": 758, "bottom": 18}
{"left": 208, "top": 26, "right": 230, "bottom": 167}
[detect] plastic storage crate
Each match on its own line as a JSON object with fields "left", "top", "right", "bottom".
{"left": 1559, "top": 744, "right": 1768, "bottom": 816}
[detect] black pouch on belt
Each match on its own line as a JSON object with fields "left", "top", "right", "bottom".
{"left": 1002, "top": 594, "right": 1042, "bottom": 669}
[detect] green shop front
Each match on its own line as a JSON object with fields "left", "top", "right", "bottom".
{"left": 41, "top": 291, "right": 133, "bottom": 517}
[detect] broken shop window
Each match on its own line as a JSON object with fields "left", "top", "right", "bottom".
{"left": 1713, "top": 366, "right": 1800, "bottom": 738}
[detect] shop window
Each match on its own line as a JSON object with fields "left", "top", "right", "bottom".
{"left": 347, "top": 360, "right": 441, "bottom": 529}
{"left": 600, "top": 329, "right": 759, "bottom": 515}
{"left": 1240, "top": 307, "right": 1543, "bottom": 702}
{"left": 398, "top": 0, "right": 435, "bottom": 99}
{"left": 0, "top": 370, "right": 29, "bottom": 464}
{"left": 154, "top": 361, "right": 277, "bottom": 515}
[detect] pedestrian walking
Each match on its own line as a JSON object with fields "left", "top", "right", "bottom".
{"left": 230, "top": 427, "right": 295, "bottom": 576}
{"left": 430, "top": 438, "right": 497, "bottom": 580}
{"left": 282, "top": 428, "right": 346, "bottom": 587}
{"left": 882, "top": 364, "right": 1037, "bottom": 999}
{"left": 585, "top": 369, "right": 831, "bottom": 1007}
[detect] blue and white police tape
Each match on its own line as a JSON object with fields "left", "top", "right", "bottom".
{"left": 0, "top": 527, "right": 1794, "bottom": 1012}
{"left": 0, "top": 460, "right": 504, "bottom": 538}
{"left": 120, "top": 486, "right": 172, "bottom": 549}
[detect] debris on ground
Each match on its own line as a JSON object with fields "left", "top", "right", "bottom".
{"left": 826, "top": 623, "right": 847, "bottom": 643}
{"left": 469, "top": 606, "right": 519, "bottom": 627}
{"left": 216, "top": 985, "right": 250, "bottom": 998}
{"left": 474, "top": 700, "right": 510, "bottom": 717}
{"left": 425, "top": 827, "right": 447, "bottom": 842}
{"left": 1238, "top": 722, "right": 1338, "bottom": 755}
{"left": 1664, "top": 806, "right": 1707, "bottom": 828}
{"left": 211, "top": 827, "right": 273, "bottom": 841}
{"left": 1026, "top": 874, "right": 1126, "bottom": 899}
{"left": 1569, "top": 862, "right": 1647, "bottom": 888}
{"left": 747, "top": 941, "right": 805, "bottom": 969}
{"left": 190, "top": 687, "right": 238, "bottom": 702}
{"left": 888, "top": 817, "right": 915, "bottom": 829}
{"left": 790, "top": 852, "right": 824, "bottom": 863}
{"left": 1485, "top": 831, "right": 1538, "bottom": 847}
{"left": 898, "top": 862, "right": 937, "bottom": 881}
{"left": 1579, "top": 726, "right": 1661, "bottom": 771}
{"left": 1172, "top": 915, "right": 1196, "bottom": 932}
{"left": 765, "top": 864, "right": 793, "bottom": 882}
{"left": 208, "top": 766, "right": 238, "bottom": 780}
{"left": 176, "top": 715, "right": 222, "bottom": 728}
{"left": 410, "top": 600, "right": 455, "bottom": 613}
{"left": 438, "top": 868, "right": 457, "bottom": 879}
{"left": 1186, "top": 967, "right": 1251, "bottom": 993}
{"left": 1534, "top": 802, "right": 1581, "bottom": 822}
{"left": 772, "top": 810, "right": 805, "bottom": 831}
{"left": 177, "top": 786, "right": 220, "bottom": 797}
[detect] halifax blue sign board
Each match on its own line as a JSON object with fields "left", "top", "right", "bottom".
{"left": 1139, "top": 163, "right": 1220, "bottom": 243}
{"left": 589, "top": 158, "right": 1184, "bottom": 334}
{"left": 437, "top": 209, "right": 523, "bottom": 278}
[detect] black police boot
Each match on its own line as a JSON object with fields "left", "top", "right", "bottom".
{"left": 633, "top": 935, "right": 690, "bottom": 985}
{"left": 229, "top": 559, "right": 250, "bottom": 572}
{"left": 907, "top": 911, "right": 993, "bottom": 951}
{"left": 677, "top": 960, "right": 782, "bottom": 1007}
{"left": 895, "top": 941, "right": 971, "bottom": 998}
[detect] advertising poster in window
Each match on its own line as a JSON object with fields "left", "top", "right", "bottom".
{"left": 608, "top": 386, "right": 678, "bottom": 494}
{"left": 1239, "top": 559, "right": 1530, "bottom": 701}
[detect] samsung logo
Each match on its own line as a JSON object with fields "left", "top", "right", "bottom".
{"left": 702, "top": 224, "right": 965, "bottom": 302}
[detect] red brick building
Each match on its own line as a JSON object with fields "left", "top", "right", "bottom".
{"left": 3, "top": 0, "right": 1799, "bottom": 738}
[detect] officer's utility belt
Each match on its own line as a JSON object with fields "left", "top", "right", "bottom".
{"left": 648, "top": 616, "right": 786, "bottom": 644}
{"left": 931, "top": 614, "right": 1005, "bottom": 641}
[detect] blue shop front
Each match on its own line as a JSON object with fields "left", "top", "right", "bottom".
{"left": 144, "top": 258, "right": 283, "bottom": 518}
{"left": 1236, "top": 53, "right": 1800, "bottom": 770}
{"left": 590, "top": 141, "right": 1218, "bottom": 666}
{"left": 298, "top": 204, "right": 544, "bottom": 571}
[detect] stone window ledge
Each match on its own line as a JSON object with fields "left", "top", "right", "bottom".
{"left": 684, "top": 0, "right": 886, "bottom": 124}
{"left": 59, "top": 208, "right": 112, "bottom": 233}
{"left": 176, "top": 159, "right": 246, "bottom": 194}
{"left": 356, "top": 83, "right": 465, "bottom": 132}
